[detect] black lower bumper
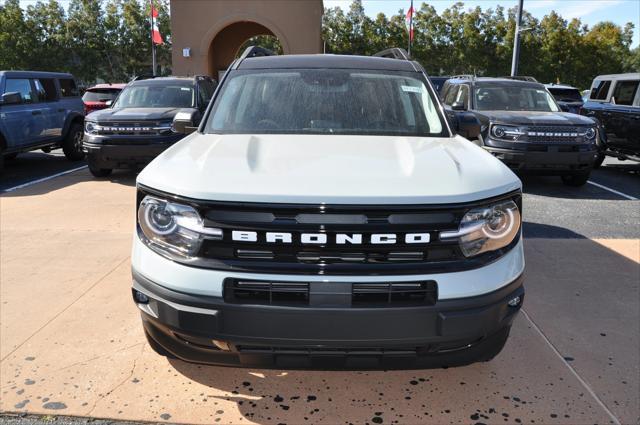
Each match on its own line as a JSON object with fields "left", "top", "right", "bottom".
{"left": 83, "top": 135, "right": 182, "bottom": 169}
{"left": 484, "top": 145, "right": 597, "bottom": 174}
{"left": 133, "top": 271, "right": 524, "bottom": 369}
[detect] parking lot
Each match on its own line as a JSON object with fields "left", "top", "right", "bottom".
{"left": 1, "top": 154, "right": 638, "bottom": 425}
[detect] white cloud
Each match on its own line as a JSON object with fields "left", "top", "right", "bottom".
{"left": 554, "top": 0, "right": 623, "bottom": 20}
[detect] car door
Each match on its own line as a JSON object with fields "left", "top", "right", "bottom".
{"left": 0, "top": 77, "right": 44, "bottom": 150}
{"left": 605, "top": 79, "right": 640, "bottom": 152}
{"left": 33, "top": 77, "right": 62, "bottom": 140}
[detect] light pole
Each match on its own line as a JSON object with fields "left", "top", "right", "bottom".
{"left": 510, "top": 0, "right": 524, "bottom": 77}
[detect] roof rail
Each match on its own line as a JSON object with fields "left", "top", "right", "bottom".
{"left": 373, "top": 48, "right": 410, "bottom": 60}
{"left": 131, "top": 74, "right": 156, "bottom": 81}
{"left": 501, "top": 76, "right": 539, "bottom": 82}
{"left": 450, "top": 74, "right": 475, "bottom": 80}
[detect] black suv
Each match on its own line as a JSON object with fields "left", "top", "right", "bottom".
{"left": 83, "top": 75, "right": 217, "bottom": 177}
{"left": 441, "top": 77, "right": 599, "bottom": 186}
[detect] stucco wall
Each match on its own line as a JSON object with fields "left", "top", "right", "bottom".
{"left": 170, "top": 0, "right": 324, "bottom": 77}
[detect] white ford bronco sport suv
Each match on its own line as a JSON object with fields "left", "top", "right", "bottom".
{"left": 132, "top": 47, "right": 525, "bottom": 368}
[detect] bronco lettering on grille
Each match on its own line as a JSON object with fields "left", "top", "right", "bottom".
{"left": 231, "top": 231, "right": 431, "bottom": 245}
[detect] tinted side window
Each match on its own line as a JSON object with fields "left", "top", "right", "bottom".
{"left": 198, "top": 81, "right": 215, "bottom": 109}
{"left": 59, "top": 78, "right": 78, "bottom": 97}
{"left": 35, "top": 78, "right": 57, "bottom": 101}
{"left": 4, "top": 78, "right": 36, "bottom": 103}
{"left": 590, "top": 80, "right": 611, "bottom": 100}
{"left": 612, "top": 80, "right": 639, "bottom": 106}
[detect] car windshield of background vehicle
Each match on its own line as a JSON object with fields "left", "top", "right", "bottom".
{"left": 474, "top": 85, "right": 560, "bottom": 112}
{"left": 82, "top": 89, "right": 121, "bottom": 102}
{"left": 113, "top": 83, "right": 194, "bottom": 108}
{"left": 207, "top": 69, "right": 447, "bottom": 137}
{"left": 548, "top": 88, "right": 582, "bottom": 103}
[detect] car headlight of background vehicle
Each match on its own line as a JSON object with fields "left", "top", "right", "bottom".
{"left": 490, "top": 124, "right": 526, "bottom": 141}
{"left": 85, "top": 121, "right": 100, "bottom": 135}
{"left": 584, "top": 127, "right": 596, "bottom": 141}
{"left": 138, "top": 196, "right": 222, "bottom": 259}
{"left": 440, "top": 200, "right": 521, "bottom": 257}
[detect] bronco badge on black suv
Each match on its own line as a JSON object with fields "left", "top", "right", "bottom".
{"left": 442, "top": 77, "right": 599, "bottom": 186}
{"left": 83, "top": 75, "right": 216, "bottom": 177}
{"left": 131, "top": 47, "right": 525, "bottom": 369}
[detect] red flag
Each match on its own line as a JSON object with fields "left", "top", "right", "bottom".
{"left": 152, "top": 21, "right": 163, "bottom": 44}
{"left": 406, "top": 4, "right": 414, "bottom": 41}
{"left": 151, "top": 3, "right": 158, "bottom": 18}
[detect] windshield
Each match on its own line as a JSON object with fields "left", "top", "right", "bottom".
{"left": 206, "top": 69, "right": 447, "bottom": 136}
{"left": 113, "top": 83, "right": 194, "bottom": 108}
{"left": 547, "top": 87, "right": 582, "bottom": 103}
{"left": 474, "top": 85, "right": 560, "bottom": 112}
{"left": 82, "top": 89, "right": 121, "bottom": 102}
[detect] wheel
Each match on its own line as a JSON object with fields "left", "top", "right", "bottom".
{"left": 144, "top": 329, "right": 176, "bottom": 359}
{"left": 62, "top": 123, "right": 85, "bottom": 161}
{"left": 561, "top": 170, "right": 590, "bottom": 187}
{"left": 592, "top": 153, "right": 605, "bottom": 169}
{"left": 87, "top": 155, "right": 112, "bottom": 177}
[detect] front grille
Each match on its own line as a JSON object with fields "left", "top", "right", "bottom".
{"left": 223, "top": 279, "right": 438, "bottom": 307}
{"left": 137, "top": 186, "right": 521, "bottom": 275}
{"left": 95, "top": 121, "right": 172, "bottom": 136}
{"left": 526, "top": 126, "right": 584, "bottom": 143}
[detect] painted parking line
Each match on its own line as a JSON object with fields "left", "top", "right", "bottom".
{"left": 1, "top": 165, "right": 88, "bottom": 194}
{"left": 587, "top": 180, "right": 638, "bottom": 201}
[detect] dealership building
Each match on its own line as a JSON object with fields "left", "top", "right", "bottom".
{"left": 170, "top": 0, "right": 324, "bottom": 79}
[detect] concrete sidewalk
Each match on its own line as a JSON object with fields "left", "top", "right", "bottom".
{"left": 1, "top": 169, "right": 638, "bottom": 424}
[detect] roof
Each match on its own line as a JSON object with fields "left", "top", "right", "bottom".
{"left": 449, "top": 77, "right": 545, "bottom": 88}
{"left": 129, "top": 76, "right": 197, "bottom": 86}
{"left": 545, "top": 83, "right": 579, "bottom": 90}
{"left": 237, "top": 54, "right": 420, "bottom": 72}
{"left": 87, "top": 83, "right": 127, "bottom": 90}
{"left": 0, "top": 70, "right": 75, "bottom": 79}
{"left": 593, "top": 73, "right": 640, "bottom": 80}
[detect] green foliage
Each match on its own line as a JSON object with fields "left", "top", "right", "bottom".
{"left": 0, "top": 0, "right": 171, "bottom": 85}
{"left": 323, "top": 1, "right": 635, "bottom": 89}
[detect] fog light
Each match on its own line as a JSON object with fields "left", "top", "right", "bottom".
{"left": 133, "top": 289, "right": 149, "bottom": 304}
{"left": 212, "top": 340, "right": 230, "bottom": 351}
{"left": 507, "top": 296, "right": 521, "bottom": 307}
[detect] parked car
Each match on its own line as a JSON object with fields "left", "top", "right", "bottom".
{"left": 441, "top": 76, "right": 599, "bottom": 186}
{"left": 580, "top": 73, "right": 640, "bottom": 165}
{"left": 545, "top": 83, "right": 583, "bottom": 114}
{"left": 131, "top": 47, "right": 525, "bottom": 369}
{"left": 82, "top": 83, "right": 126, "bottom": 115}
{"left": 83, "top": 75, "right": 217, "bottom": 177}
{"left": 0, "top": 70, "right": 85, "bottom": 171}
{"left": 429, "top": 76, "right": 450, "bottom": 94}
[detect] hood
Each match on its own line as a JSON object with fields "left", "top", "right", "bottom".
{"left": 137, "top": 134, "right": 520, "bottom": 205}
{"left": 477, "top": 110, "right": 595, "bottom": 126}
{"left": 87, "top": 107, "right": 191, "bottom": 122}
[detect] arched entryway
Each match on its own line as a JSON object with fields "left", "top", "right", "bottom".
{"left": 208, "top": 21, "right": 281, "bottom": 78}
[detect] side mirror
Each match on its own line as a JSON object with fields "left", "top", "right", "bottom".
{"left": 105, "top": 100, "right": 113, "bottom": 107}
{"left": 172, "top": 109, "right": 199, "bottom": 134}
{"left": 1, "top": 91, "right": 23, "bottom": 105}
{"left": 451, "top": 101, "right": 466, "bottom": 111}
{"left": 453, "top": 112, "right": 481, "bottom": 140}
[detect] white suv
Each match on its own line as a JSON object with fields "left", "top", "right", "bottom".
{"left": 131, "top": 47, "right": 525, "bottom": 368}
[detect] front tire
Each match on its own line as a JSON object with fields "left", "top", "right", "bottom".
{"left": 593, "top": 153, "right": 605, "bottom": 169}
{"left": 62, "top": 123, "right": 85, "bottom": 161}
{"left": 561, "top": 170, "right": 590, "bottom": 186}
{"left": 87, "top": 155, "right": 112, "bottom": 177}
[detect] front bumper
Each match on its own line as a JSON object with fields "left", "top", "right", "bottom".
{"left": 483, "top": 139, "right": 598, "bottom": 174}
{"left": 132, "top": 236, "right": 525, "bottom": 368}
{"left": 83, "top": 133, "right": 184, "bottom": 169}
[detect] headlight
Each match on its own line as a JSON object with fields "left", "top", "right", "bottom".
{"left": 440, "top": 200, "right": 521, "bottom": 257}
{"left": 584, "top": 127, "right": 596, "bottom": 141}
{"left": 138, "top": 196, "right": 222, "bottom": 259}
{"left": 491, "top": 125, "right": 526, "bottom": 141}
{"left": 85, "top": 121, "right": 99, "bottom": 135}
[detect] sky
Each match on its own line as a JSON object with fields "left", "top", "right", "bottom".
{"left": 11, "top": 0, "right": 640, "bottom": 47}
{"left": 324, "top": 0, "right": 640, "bottom": 47}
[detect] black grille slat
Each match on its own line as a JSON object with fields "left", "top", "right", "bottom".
{"left": 351, "top": 281, "right": 437, "bottom": 307}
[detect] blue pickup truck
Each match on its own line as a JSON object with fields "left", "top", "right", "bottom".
{"left": 0, "top": 71, "right": 85, "bottom": 171}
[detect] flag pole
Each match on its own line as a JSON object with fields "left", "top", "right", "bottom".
{"left": 151, "top": 1, "right": 157, "bottom": 76}
{"left": 408, "top": 0, "right": 413, "bottom": 56}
